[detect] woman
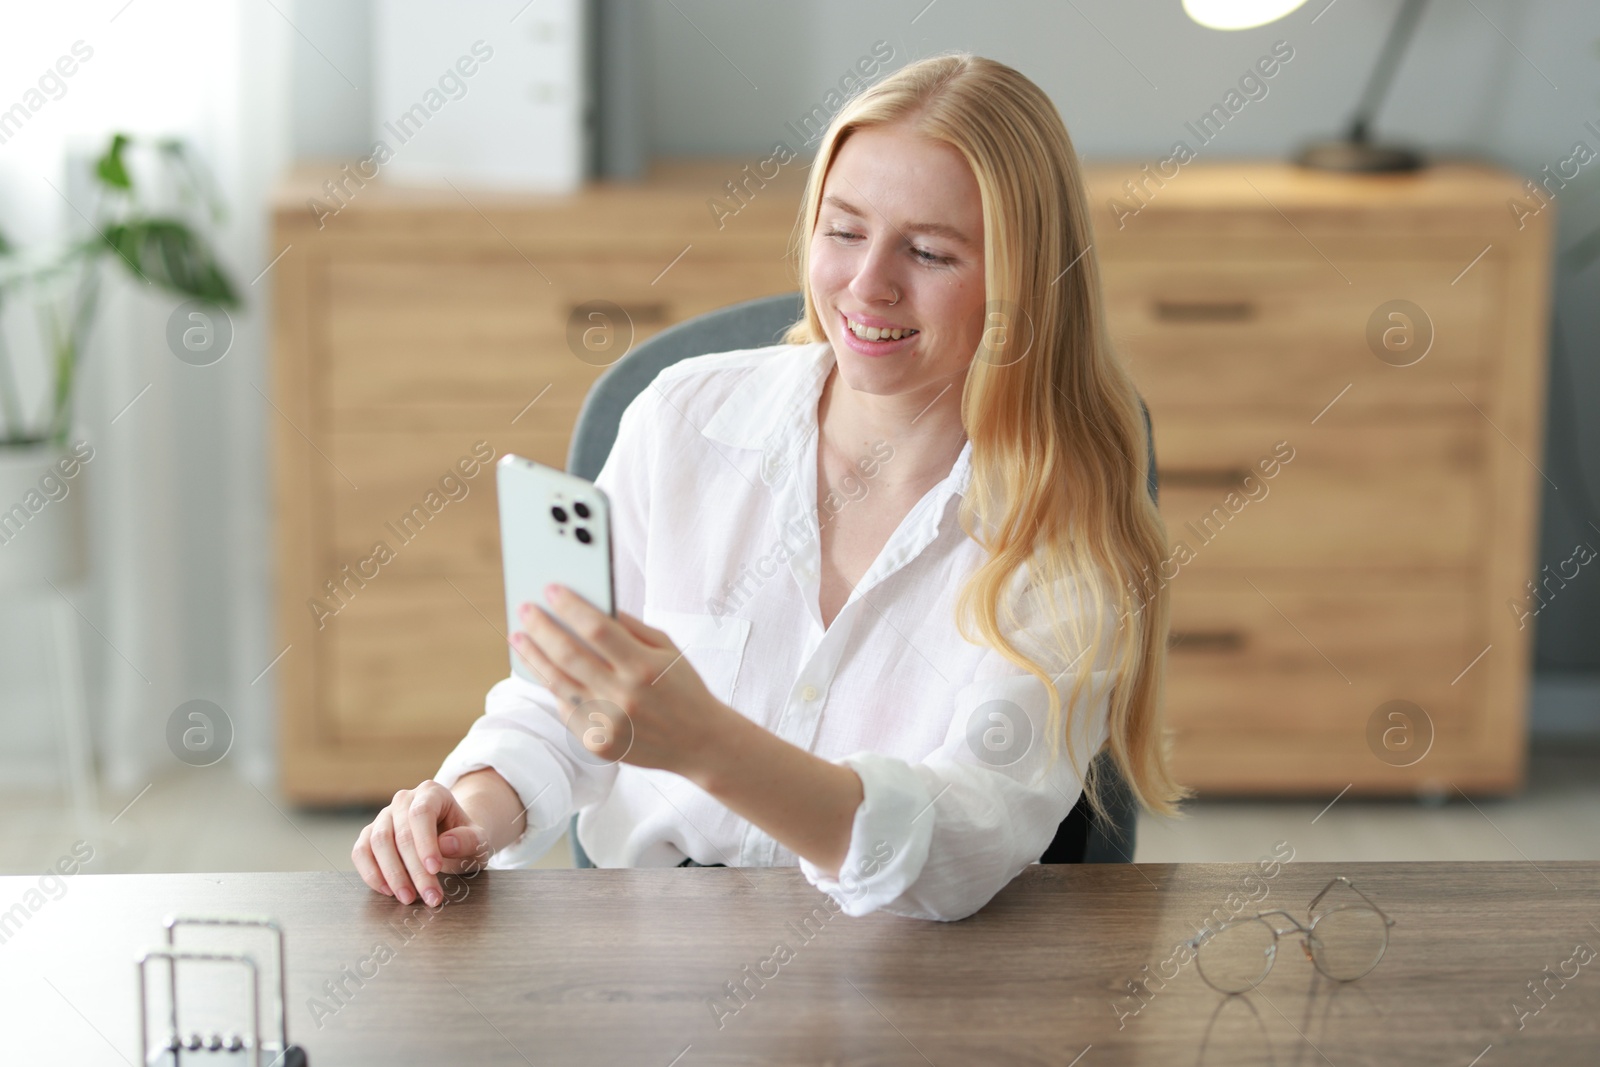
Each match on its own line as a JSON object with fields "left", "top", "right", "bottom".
{"left": 353, "top": 52, "right": 1189, "bottom": 922}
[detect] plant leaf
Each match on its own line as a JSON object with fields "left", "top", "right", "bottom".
{"left": 99, "top": 219, "right": 240, "bottom": 307}
{"left": 100, "top": 222, "right": 144, "bottom": 279}
{"left": 95, "top": 132, "right": 133, "bottom": 191}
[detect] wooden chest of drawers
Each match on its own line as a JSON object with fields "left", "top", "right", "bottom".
{"left": 1093, "top": 162, "right": 1551, "bottom": 796}
{"left": 271, "top": 160, "right": 1550, "bottom": 802}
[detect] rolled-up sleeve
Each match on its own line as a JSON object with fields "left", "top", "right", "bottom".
{"left": 434, "top": 676, "right": 623, "bottom": 868}
{"left": 798, "top": 577, "right": 1117, "bottom": 921}
{"left": 432, "top": 382, "right": 659, "bottom": 868}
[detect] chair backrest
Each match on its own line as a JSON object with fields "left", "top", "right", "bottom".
{"left": 565, "top": 292, "right": 1153, "bottom": 868}
{"left": 567, "top": 293, "right": 812, "bottom": 481}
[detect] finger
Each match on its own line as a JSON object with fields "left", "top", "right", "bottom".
{"left": 509, "top": 630, "right": 578, "bottom": 697}
{"left": 537, "top": 586, "right": 634, "bottom": 663}
{"left": 392, "top": 791, "right": 445, "bottom": 907}
{"left": 408, "top": 782, "right": 453, "bottom": 879}
{"left": 615, "top": 610, "right": 673, "bottom": 649}
{"left": 439, "top": 824, "right": 489, "bottom": 868}
{"left": 351, "top": 826, "right": 394, "bottom": 896}
{"left": 367, "top": 808, "right": 416, "bottom": 903}
{"left": 437, "top": 824, "right": 471, "bottom": 858}
{"left": 421, "top": 786, "right": 490, "bottom": 875}
{"left": 507, "top": 613, "right": 558, "bottom": 686}
{"left": 520, "top": 602, "right": 614, "bottom": 692}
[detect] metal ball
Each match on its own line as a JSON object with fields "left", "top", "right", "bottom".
{"left": 206, "top": 1031, "right": 224, "bottom": 1051}
{"left": 184, "top": 1031, "right": 204, "bottom": 1050}
{"left": 226, "top": 1032, "right": 246, "bottom": 1051}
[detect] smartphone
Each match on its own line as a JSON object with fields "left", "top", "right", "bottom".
{"left": 496, "top": 454, "right": 615, "bottom": 684}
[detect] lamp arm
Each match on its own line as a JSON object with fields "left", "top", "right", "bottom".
{"left": 1346, "top": 0, "right": 1429, "bottom": 143}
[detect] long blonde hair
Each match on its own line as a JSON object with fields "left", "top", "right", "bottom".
{"left": 782, "top": 52, "right": 1190, "bottom": 823}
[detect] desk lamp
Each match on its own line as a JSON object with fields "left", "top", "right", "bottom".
{"left": 1183, "top": 0, "right": 1430, "bottom": 171}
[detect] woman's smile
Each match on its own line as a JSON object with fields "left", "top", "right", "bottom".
{"left": 838, "top": 309, "right": 920, "bottom": 356}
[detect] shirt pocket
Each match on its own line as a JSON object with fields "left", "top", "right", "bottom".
{"left": 640, "top": 606, "right": 753, "bottom": 706}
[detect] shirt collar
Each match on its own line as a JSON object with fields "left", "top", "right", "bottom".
{"left": 700, "top": 340, "right": 973, "bottom": 499}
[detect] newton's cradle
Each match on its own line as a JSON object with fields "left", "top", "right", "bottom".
{"left": 135, "top": 915, "right": 308, "bottom": 1066}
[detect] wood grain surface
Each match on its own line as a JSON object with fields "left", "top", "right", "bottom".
{"left": 3, "top": 862, "right": 1596, "bottom": 1065}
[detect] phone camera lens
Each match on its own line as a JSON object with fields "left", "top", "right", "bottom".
{"left": 575, "top": 527, "right": 592, "bottom": 545}
{"left": 574, "top": 502, "right": 591, "bottom": 519}
{"left": 550, "top": 506, "right": 568, "bottom": 523}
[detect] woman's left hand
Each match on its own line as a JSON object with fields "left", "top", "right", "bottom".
{"left": 512, "top": 584, "right": 738, "bottom": 780}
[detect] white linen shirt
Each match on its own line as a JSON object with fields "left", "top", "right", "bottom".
{"left": 433, "top": 339, "right": 1115, "bottom": 922}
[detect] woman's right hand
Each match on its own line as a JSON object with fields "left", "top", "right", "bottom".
{"left": 352, "top": 780, "right": 491, "bottom": 906}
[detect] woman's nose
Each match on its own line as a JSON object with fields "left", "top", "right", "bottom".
{"left": 848, "top": 239, "right": 901, "bottom": 306}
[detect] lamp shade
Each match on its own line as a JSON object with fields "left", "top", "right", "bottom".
{"left": 1182, "top": 0, "right": 1309, "bottom": 30}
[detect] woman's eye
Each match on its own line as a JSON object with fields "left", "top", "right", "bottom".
{"left": 822, "top": 228, "right": 952, "bottom": 267}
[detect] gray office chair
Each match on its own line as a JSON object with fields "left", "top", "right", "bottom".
{"left": 563, "top": 292, "right": 1154, "bottom": 868}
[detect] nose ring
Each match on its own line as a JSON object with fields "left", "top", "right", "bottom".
{"left": 888, "top": 286, "right": 899, "bottom": 306}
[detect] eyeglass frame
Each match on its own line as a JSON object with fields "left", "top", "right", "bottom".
{"left": 1180, "top": 875, "right": 1397, "bottom": 993}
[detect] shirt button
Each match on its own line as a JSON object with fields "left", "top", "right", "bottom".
{"left": 800, "top": 685, "right": 818, "bottom": 701}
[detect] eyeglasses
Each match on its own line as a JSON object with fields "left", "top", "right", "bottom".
{"left": 1182, "top": 876, "right": 1396, "bottom": 994}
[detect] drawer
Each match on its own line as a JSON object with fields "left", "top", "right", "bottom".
{"left": 320, "top": 255, "right": 797, "bottom": 424}
{"left": 1149, "top": 411, "right": 1486, "bottom": 570}
{"left": 322, "top": 572, "right": 511, "bottom": 745}
{"left": 1161, "top": 569, "right": 1484, "bottom": 741}
{"left": 1101, "top": 256, "right": 1499, "bottom": 411}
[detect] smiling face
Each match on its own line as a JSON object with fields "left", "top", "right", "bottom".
{"left": 808, "top": 123, "right": 987, "bottom": 400}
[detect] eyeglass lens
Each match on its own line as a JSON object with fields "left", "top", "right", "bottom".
{"left": 1308, "top": 905, "right": 1389, "bottom": 980}
{"left": 1196, "top": 918, "right": 1277, "bottom": 994}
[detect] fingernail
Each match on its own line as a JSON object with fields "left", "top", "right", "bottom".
{"left": 546, "top": 583, "right": 563, "bottom": 600}
{"left": 440, "top": 839, "right": 458, "bottom": 857}
{"left": 425, "top": 856, "right": 440, "bottom": 874}
{"left": 424, "top": 890, "right": 441, "bottom": 907}
{"left": 398, "top": 888, "right": 413, "bottom": 904}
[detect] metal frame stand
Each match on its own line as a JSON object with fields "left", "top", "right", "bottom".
{"left": 135, "top": 916, "right": 308, "bottom": 1067}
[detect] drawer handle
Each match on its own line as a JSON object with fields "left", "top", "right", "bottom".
{"left": 567, "top": 302, "right": 671, "bottom": 326}
{"left": 1152, "top": 299, "right": 1255, "bottom": 323}
{"left": 1168, "top": 629, "right": 1246, "bottom": 652}
{"left": 1159, "top": 466, "right": 1253, "bottom": 489}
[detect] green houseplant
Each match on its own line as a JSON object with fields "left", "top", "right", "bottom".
{"left": 0, "top": 132, "right": 240, "bottom": 448}
{"left": 0, "top": 132, "right": 239, "bottom": 587}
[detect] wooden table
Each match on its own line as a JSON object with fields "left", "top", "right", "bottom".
{"left": 4, "top": 862, "right": 1596, "bottom": 1065}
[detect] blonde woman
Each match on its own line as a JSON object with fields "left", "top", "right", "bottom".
{"left": 353, "top": 52, "right": 1189, "bottom": 922}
